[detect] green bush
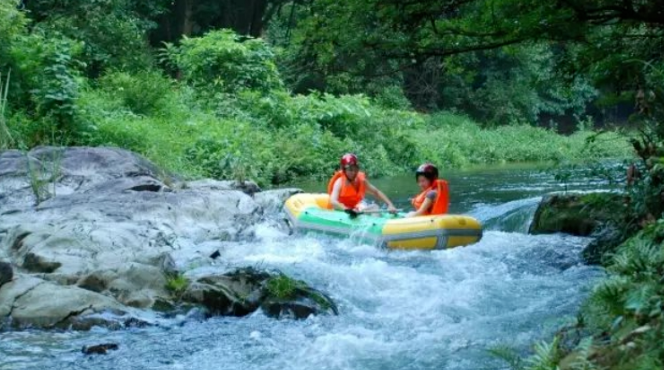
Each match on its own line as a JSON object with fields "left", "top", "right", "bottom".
{"left": 24, "top": 0, "right": 159, "bottom": 75}
{"left": 9, "top": 32, "right": 84, "bottom": 136}
{"left": 0, "top": 0, "right": 28, "bottom": 66}
{"left": 5, "top": 27, "right": 630, "bottom": 188}
{"left": 164, "top": 29, "right": 283, "bottom": 96}
{"left": 98, "top": 70, "right": 174, "bottom": 116}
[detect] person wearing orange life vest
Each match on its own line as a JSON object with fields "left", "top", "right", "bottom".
{"left": 405, "top": 163, "right": 450, "bottom": 217}
{"left": 328, "top": 153, "right": 398, "bottom": 213}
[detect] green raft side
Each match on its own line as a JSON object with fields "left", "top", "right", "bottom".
{"left": 294, "top": 207, "right": 400, "bottom": 244}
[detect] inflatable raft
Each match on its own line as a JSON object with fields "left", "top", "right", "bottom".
{"left": 284, "top": 193, "right": 483, "bottom": 250}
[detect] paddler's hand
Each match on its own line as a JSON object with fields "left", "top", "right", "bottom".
{"left": 345, "top": 208, "right": 361, "bottom": 218}
{"left": 387, "top": 205, "right": 398, "bottom": 214}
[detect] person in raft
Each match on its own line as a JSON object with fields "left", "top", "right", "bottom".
{"left": 405, "top": 163, "right": 449, "bottom": 218}
{"left": 328, "top": 153, "right": 398, "bottom": 214}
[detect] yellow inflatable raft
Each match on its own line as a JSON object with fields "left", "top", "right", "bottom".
{"left": 284, "top": 193, "right": 483, "bottom": 250}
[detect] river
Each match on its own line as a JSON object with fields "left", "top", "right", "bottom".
{"left": 0, "top": 164, "right": 606, "bottom": 370}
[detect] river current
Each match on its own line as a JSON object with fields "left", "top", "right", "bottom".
{"left": 0, "top": 165, "right": 606, "bottom": 370}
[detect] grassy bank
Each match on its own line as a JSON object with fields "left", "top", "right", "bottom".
{"left": 8, "top": 85, "right": 630, "bottom": 187}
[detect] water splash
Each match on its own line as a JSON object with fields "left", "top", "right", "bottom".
{"left": 0, "top": 167, "right": 605, "bottom": 370}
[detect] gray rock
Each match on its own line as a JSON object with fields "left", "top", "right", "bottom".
{"left": 0, "top": 147, "right": 332, "bottom": 328}
{"left": 253, "top": 188, "right": 303, "bottom": 213}
{"left": 0, "top": 275, "right": 125, "bottom": 329}
{"left": 182, "top": 268, "right": 337, "bottom": 320}
{"left": 0, "top": 147, "right": 264, "bottom": 328}
{"left": 529, "top": 192, "right": 626, "bottom": 236}
{"left": 187, "top": 179, "right": 261, "bottom": 195}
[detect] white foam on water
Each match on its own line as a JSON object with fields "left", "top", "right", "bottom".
{"left": 0, "top": 197, "right": 604, "bottom": 370}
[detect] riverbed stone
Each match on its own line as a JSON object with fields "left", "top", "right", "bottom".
{"left": 254, "top": 188, "right": 303, "bottom": 213}
{"left": 0, "top": 275, "right": 125, "bottom": 329}
{"left": 0, "top": 146, "right": 333, "bottom": 329}
{"left": 82, "top": 343, "right": 119, "bottom": 355}
{"left": 0, "top": 147, "right": 265, "bottom": 328}
{"left": 182, "top": 268, "right": 337, "bottom": 319}
{"left": 529, "top": 192, "right": 626, "bottom": 236}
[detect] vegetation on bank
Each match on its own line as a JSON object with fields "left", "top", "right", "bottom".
{"left": 0, "top": 2, "right": 630, "bottom": 187}
{"left": 499, "top": 88, "right": 664, "bottom": 370}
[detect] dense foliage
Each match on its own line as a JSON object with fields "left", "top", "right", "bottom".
{"left": 0, "top": 0, "right": 633, "bottom": 186}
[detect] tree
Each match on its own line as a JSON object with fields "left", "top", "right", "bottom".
{"left": 272, "top": 0, "right": 663, "bottom": 119}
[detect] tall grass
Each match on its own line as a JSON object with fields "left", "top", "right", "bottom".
{"left": 0, "top": 70, "right": 14, "bottom": 150}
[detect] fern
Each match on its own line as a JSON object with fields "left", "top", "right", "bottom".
{"left": 611, "top": 238, "right": 664, "bottom": 278}
{"left": 488, "top": 345, "right": 525, "bottom": 370}
{"left": 591, "top": 277, "right": 631, "bottom": 317}
{"left": 524, "top": 336, "right": 563, "bottom": 370}
{"left": 567, "top": 337, "right": 598, "bottom": 370}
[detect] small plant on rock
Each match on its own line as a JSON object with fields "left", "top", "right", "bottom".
{"left": 265, "top": 273, "right": 305, "bottom": 300}
{"left": 165, "top": 274, "right": 189, "bottom": 301}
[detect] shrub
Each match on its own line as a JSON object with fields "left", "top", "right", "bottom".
{"left": 98, "top": 70, "right": 174, "bottom": 116}
{"left": 164, "top": 29, "right": 283, "bottom": 96}
{"left": 10, "top": 32, "right": 84, "bottom": 134}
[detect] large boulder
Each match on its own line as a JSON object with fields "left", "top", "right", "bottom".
{"left": 0, "top": 146, "right": 332, "bottom": 328}
{"left": 0, "top": 147, "right": 264, "bottom": 328}
{"left": 529, "top": 192, "right": 626, "bottom": 236}
{"left": 0, "top": 275, "right": 126, "bottom": 330}
{"left": 529, "top": 192, "right": 637, "bottom": 265}
{"left": 182, "top": 268, "right": 337, "bottom": 320}
{"left": 253, "top": 188, "right": 303, "bottom": 213}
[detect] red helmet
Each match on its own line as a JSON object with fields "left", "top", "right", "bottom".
{"left": 340, "top": 153, "right": 359, "bottom": 168}
{"left": 415, "top": 163, "right": 438, "bottom": 181}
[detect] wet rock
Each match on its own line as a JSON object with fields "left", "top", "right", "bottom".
{"left": 529, "top": 192, "right": 626, "bottom": 236}
{"left": 82, "top": 343, "right": 119, "bottom": 355}
{"left": 582, "top": 226, "right": 630, "bottom": 265}
{"left": 187, "top": 179, "right": 261, "bottom": 196}
{"left": 183, "top": 268, "right": 337, "bottom": 319}
{"left": 0, "top": 275, "right": 125, "bottom": 330}
{"left": 183, "top": 268, "right": 269, "bottom": 316}
{"left": 253, "top": 188, "right": 303, "bottom": 213}
{"left": 0, "top": 262, "right": 12, "bottom": 287}
{"left": 0, "top": 147, "right": 264, "bottom": 329}
{"left": 261, "top": 287, "right": 338, "bottom": 320}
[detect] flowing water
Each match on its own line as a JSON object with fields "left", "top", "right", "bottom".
{"left": 0, "top": 164, "right": 608, "bottom": 370}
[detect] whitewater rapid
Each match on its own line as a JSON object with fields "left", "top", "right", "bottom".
{"left": 0, "top": 167, "right": 607, "bottom": 370}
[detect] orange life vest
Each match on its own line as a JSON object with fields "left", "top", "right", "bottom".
{"left": 411, "top": 179, "right": 449, "bottom": 215}
{"left": 327, "top": 171, "right": 367, "bottom": 209}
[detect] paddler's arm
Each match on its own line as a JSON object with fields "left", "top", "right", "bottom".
{"left": 405, "top": 197, "right": 433, "bottom": 218}
{"left": 330, "top": 178, "right": 350, "bottom": 211}
{"left": 365, "top": 181, "right": 397, "bottom": 213}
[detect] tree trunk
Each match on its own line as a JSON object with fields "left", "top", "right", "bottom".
{"left": 182, "top": 0, "right": 195, "bottom": 36}
{"left": 249, "top": 0, "right": 269, "bottom": 37}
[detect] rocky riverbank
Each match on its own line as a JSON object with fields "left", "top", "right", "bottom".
{"left": 529, "top": 191, "right": 635, "bottom": 265}
{"left": 0, "top": 146, "right": 335, "bottom": 330}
